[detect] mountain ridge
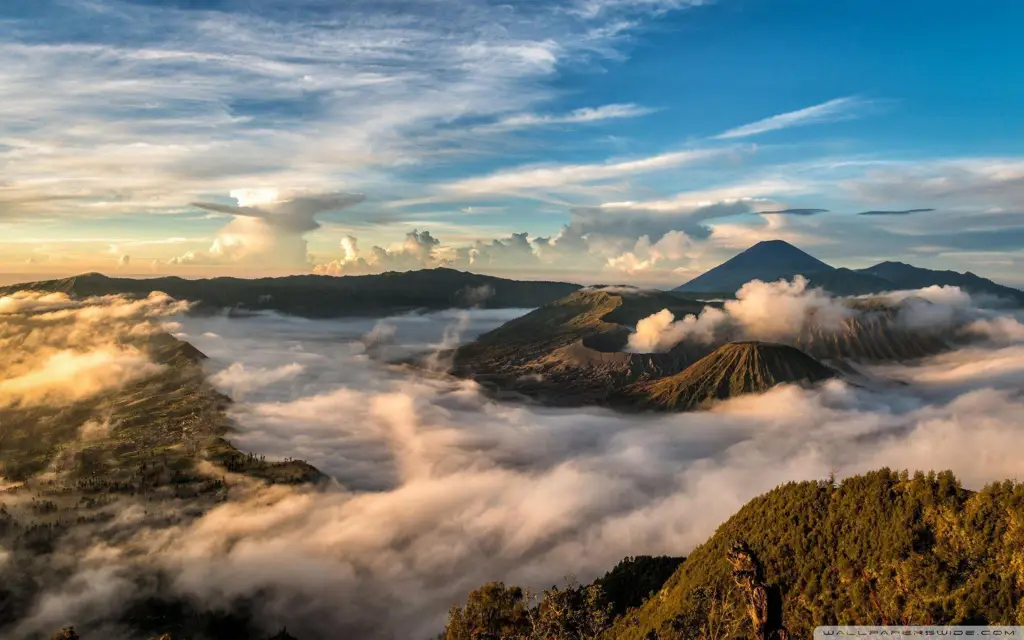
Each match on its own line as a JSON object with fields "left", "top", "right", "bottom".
{"left": 0, "top": 268, "right": 582, "bottom": 318}
{"left": 675, "top": 240, "right": 1024, "bottom": 304}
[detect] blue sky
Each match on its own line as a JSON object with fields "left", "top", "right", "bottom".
{"left": 2, "top": 0, "right": 1023, "bottom": 286}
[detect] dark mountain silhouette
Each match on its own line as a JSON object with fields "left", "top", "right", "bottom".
{"left": 857, "top": 261, "right": 1024, "bottom": 304}
{"left": 674, "top": 240, "right": 833, "bottom": 293}
{"left": 0, "top": 269, "right": 582, "bottom": 318}
{"left": 624, "top": 341, "right": 835, "bottom": 410}
{"left": 674, "top": 239, "right": 1024, "bottom": 304}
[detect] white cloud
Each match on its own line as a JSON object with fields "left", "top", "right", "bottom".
{"left": 626, "top": 275, "right": 855, "bottom": 351}
{"left": 0, "top": 1, "right": 708, "bottom": 222}
{"left": 168, "top": 192, "right": 365, "bottom": 270}
{"left": 439, "top": 149, "right": 724, "bottom": 197}
{"left": 475, "top": 103, "right": 655, "bottom": 132}
{"left": 715, "top": 96, "right": 873, "bottom": 140}
{"left": 313, "top": 229, "right": 443, "bottom": 275}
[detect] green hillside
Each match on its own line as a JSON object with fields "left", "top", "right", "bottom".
{"left": 443, "top": 469, "right": 1024, "bottom": 639}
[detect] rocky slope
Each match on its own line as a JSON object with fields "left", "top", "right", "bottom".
{"left": 452, "top": 288, "right": 954, "bottom": 409}
{"left": 452, "top": 289, "right": 712, "bottom": 405}
{"left": 622, "top": 342, "right": 835, "bottom": 411}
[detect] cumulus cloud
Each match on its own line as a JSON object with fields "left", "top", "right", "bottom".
{"left": 313, "top": 229, "right": 442, "bottom": 275}
{"left": 8, "top": 297, "right": 1024, "bottom": 638}
{"left": 169, "top": 191, "right": 366, "bottom": 270}
{"left": 627, "top": 275, "right": 853, "bottom": 351}
{"left": 310, "top": 194, "right": 776, "bottom": 282}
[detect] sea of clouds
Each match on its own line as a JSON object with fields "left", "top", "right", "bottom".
{"left": 3, "top": 286, "right": 1024, "bottom": 638}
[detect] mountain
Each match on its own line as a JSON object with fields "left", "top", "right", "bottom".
{"left": 445, "top": 469, "right": 1024, "bottom": 639}
{"left": 0, "top": 269, "right": 582, "bottom": 318}
{"left": 675, "top": 240, "right": 1024, "bottom": 304}
{"left": 674, "top": 240, "right": 833, "bottom": 294}
{"left": 452, "top": 288, "right": 715, "bottom": 405}
{"left": 451, "top": 286, "right": 953, "bottom": 409}
{"left": 857, "top": 261, "right": 1024, "bottom": 304}
{"left": 623, "top": 342, "right": 835, "bottom": 410}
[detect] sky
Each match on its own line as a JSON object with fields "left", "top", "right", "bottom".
{"left": 2, "top": 0, "right": 1023, "bottom": 287}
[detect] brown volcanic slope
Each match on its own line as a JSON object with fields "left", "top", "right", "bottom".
{"left": 452, "top": 289, "right": 958, "bottom": 408}
{"left": 622, "top": 341, "right": 836, "bottom": 410}
{"left": 794, "top": 303, "right": 950, "bottom": 363}
{"left": 452, "top": 288, "right": 715, "bottom": 405}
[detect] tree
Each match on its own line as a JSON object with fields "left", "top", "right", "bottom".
{"left": 445, "top": 582, "right": 530, "bottom": 640}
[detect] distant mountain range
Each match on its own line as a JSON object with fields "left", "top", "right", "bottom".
{"left": 0, "top": 269, "right": 581, "bottom": 318}
{"left": 675, "top": 239, "right": 1024, "bottom": 304}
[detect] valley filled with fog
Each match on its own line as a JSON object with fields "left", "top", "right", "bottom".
{"left": 165, "top": 296, "right": 1024, "bottom": 638}
{"left": 3, "top": 283, "right": 1024, "bottom": 638}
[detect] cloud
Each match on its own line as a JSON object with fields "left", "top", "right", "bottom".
{"left": 474, "top": 103, "right": 655, "bottom": 132}
{"left": 626, "top": 275, "right": 853, "bottom": 351}
{"left": 844, "top": 158, "right": 1024, "bottom": 210}
{"left": 0, "top": 290, "right": 188, "bottom": 408}
{"left": 438, "top": 149, "right": 724, "bottom": 198}
{"left": 0, "top": 348, "right": 162, "bottom": 408}
{"left": 715, "top": 96, "right": 873, "bottom": 139}
{"left": 169, "top": 191, "right": 365, "bottom": 270}
{"left": 209, "top": 362, "right": 306, "bottom": 400}
{"left": 0, "top": 0, "right": 708, "bottom": 221}
{"left": 857, "top": 208, "right": 935, "bottom": 216}
{"left": 605, "top": 230, "right": 693, "bottom": 275}
{"left": 312, "top": 229, "right": 443, "bottom": 275}
{"left": 756, "top": 208, "right": 829, "bottom": 216}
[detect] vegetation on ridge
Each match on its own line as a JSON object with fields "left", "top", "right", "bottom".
{"left": 443, "top": 469, "right": 1024, "bottom": 639}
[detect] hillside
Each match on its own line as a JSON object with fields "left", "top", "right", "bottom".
{"left": 444, "top": 469, "right": 1024, "bottom": 639}
{"left": 452, "top": 289, "right": 714, "bottom": 405}
{"left": 623, "top": 342, "right": 835, "bottom": 411}
{"left": 0, "top": 269, "right": 582, "bottom": 318}
{"left": 0, "top": 329, "right": 323, "bottom": 639}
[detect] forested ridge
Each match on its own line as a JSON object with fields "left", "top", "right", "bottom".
{"left": 443, "top": 469, "right": 1024, "bottom": 639}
